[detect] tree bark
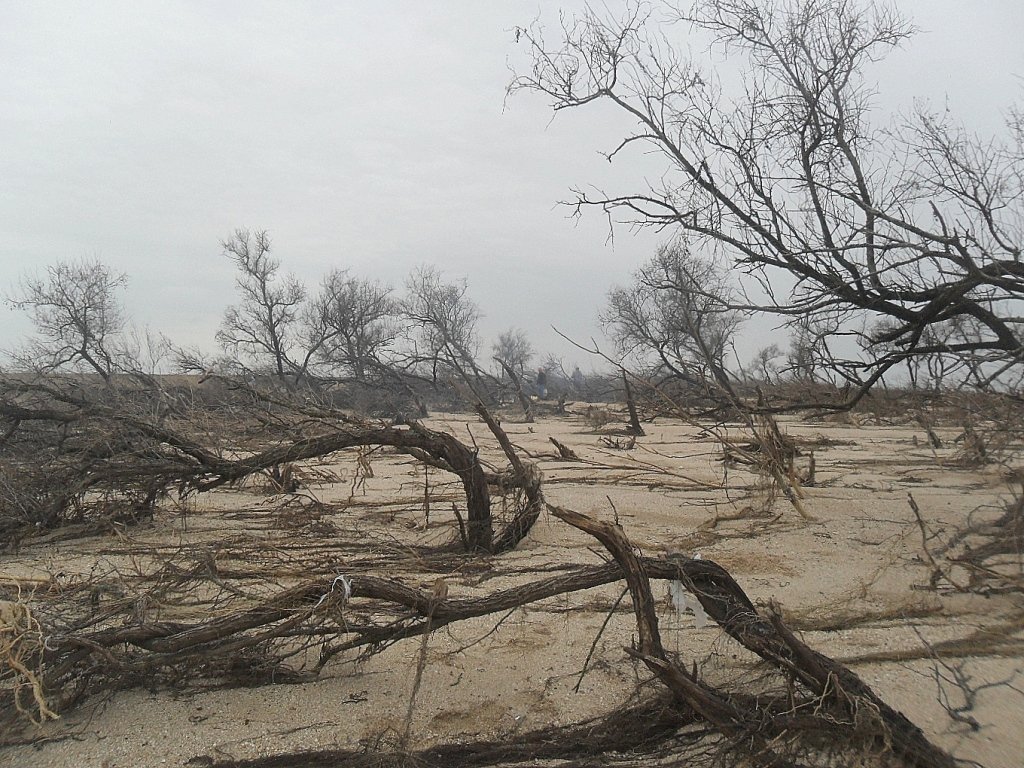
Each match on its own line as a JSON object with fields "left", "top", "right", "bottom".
{"left": 622, "top": 371, "right": 645, "bottom": 436}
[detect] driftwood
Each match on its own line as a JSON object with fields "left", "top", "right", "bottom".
{"left": 10, "top": 509, "right": 955, "bottom": 767}
{"left": 548, "top": 436, "right": 580, "bottom": 460}
{"left": 197, "top": 421, "right": 495, "bottom": 551}
{"left": 466, "top": 398, "right": 544, "bottom": 553}
{"left": 0, "top": 379, "right": 973, "bottom": 766}
{"left": 599, "top": 434, "right": 636, "bottom": 450}
{"left": 206, "top": 693, "right": 697, "bottom": 767}
{"left": 550, "top": 505, "right": 958, "bottom": 768}
{"left": 0, "top": 379, "right": 546, "bottom": 554}
{"left": 912, "top": 491, "right": 1024, "bottom": 596}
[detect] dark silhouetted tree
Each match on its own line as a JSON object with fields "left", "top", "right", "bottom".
{"left": 512, "top": 0, "right": 1023, "bottom": 401}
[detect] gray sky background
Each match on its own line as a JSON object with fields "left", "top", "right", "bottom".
{"left": 2, "top": 1, "right": 1022, "bottom": 372}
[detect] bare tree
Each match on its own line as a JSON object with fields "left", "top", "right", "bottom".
{"left": 603, "top": 242, "right": 742, "bottom": 388}
{"left": 401, "top": 266, "right": 487, "bottom": 392}
{"left": 313, "top": 270, "right": 397, "bottom": 382}
{"left": 492, "top": 328, "right": 536, "bottom": 420}
{"left": 512, "top": 0, "right": 1023, "bottom": 403}
{"left": 6, "top": 259, "right": 129, "bottom": 382}
{"left": 492, "top": 328, "right": 535, "bottom": 379}
{"left": 122, "top": 326, "right": 175, "bottom": 377}
{"left": 216, "top": 230, "right": 308, "bottom": 386}
{"left": 216, "top": 229, "right": 369, "bottom": 389}
{"left": 750, "top": 343, "right": 783, "bottom": 385}
{"left": 785, "top": 317, "right": 836, "bottom": 385}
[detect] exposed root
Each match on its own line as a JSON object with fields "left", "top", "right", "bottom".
{"left": 0, "top": 596, "right": 59, "bottom": 727}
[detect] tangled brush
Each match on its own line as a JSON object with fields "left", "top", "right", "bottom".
{"left": 0, "top": 596, "right": 58, "bottom": 726}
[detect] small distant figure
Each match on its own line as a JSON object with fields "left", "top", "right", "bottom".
{"left": 571, "top": 365, "right": 584, "bottom": 392}
{"left": 536, "top": 367, "right": 548, "bottom": 399}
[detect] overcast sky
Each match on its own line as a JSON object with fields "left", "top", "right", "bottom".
{"left": 2, "top": 1, "right": 1022, "bottom": 371}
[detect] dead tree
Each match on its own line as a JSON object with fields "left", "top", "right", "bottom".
{"left": 11, "top": 507, "right": 959, "bottom": 767}
{"left": 550, "top": 505, "right": 958, "bottom": 768}
{"left": 400, "top": 266, "right": 491, "bottom": 398}
{"left": 6, "top": 259, "right": 130, "bottom": 383}
{"left": 604, "top": 243, "right": 742, "bottom": 410}
{"left": 493, "top": 356, "right": 534, "bottom": 422}
{"left": 216, "top": 229, "right": 310, "bottom": 388}
{"left": 0, "top": 376, "right": 544, "bottom": 553}
{"left": 621, "top": 370, "right": 645, "bottom": 437}
{"left": 312, "top": 269, "right": 397, "bottom": 382}
{"left": 203, "top": 420, "right": 497, "bottom": 551}
{"left": 512, "top": 0, "right": 1024, "bottom": 402}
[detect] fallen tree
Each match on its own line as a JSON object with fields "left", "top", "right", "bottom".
{"left": 3, "top": 506, "right": 961, "bottom": 767}
{"left": 0, "top": 377, "right": 541, "bottom": 553}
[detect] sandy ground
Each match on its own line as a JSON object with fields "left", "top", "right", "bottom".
{"left": 2, "top": 408, "right": 1022, "bottom": 768}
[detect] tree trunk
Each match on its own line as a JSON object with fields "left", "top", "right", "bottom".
{"left": 622, "top": 371, "right": 645, "bottom": 437}
{"left": 494, "top": 358, "right": 534, "bottom": 422}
